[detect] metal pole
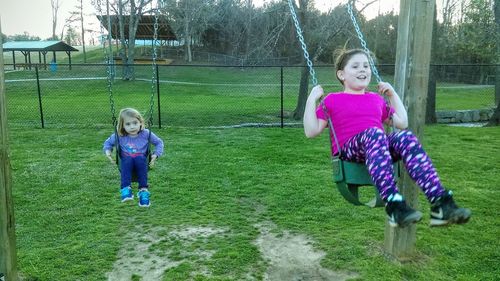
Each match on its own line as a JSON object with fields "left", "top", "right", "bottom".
{"left": 156, "top": 64, "right": 161, "bottom": 129}
{"left": 280, "top": 66, "right": 284, "bottom": 128}
{"left": 35, "top": 66, "right": 45, "bottom": 128}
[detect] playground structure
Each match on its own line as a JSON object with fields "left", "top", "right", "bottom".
{"left": 1, "top": 0, "right": 440, "bottom": 279}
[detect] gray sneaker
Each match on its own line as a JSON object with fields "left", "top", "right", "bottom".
{"left": 386, "top": 200, "right": 423, "bottom": 228}
{"left": 430, "top": 191, "right": 471, "bottom": 226}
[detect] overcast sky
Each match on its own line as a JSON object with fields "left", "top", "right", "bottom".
{"left": 0, "top": 0, "right": 400, "bottom": 41}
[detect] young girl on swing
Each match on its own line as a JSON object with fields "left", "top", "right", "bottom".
{"left": 303, "top": 49, "right": 471, "bottom": 227}
{"left": 103, "top": 108, "right": 164, "bottom": 207}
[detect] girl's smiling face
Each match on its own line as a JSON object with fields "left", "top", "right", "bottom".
{"left": 122, "top": 116, "right": 142, "bottom": 136}
{"left": 337, "top": 53, "right": 371, "bottom": 93}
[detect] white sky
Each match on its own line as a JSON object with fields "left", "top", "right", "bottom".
{"left": 0, "top": 0, "right": 400, "bottom": 41}
{"left": 0, "top": 0, "right": 101, "bottom": 40}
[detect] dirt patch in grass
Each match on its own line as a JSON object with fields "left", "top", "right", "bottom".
{"left": 107, "top": 220, "right": 357, "bottom": 280}
{"left": 106, "top": 225, "right": 225, "bottom": 281}
{"left": 254, "top": 222, "right": 358, "bottom": 281}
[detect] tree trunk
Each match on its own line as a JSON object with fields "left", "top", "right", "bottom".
{"left": 426, "top": 4, "right": 438, "bottom": 124}
{"left": 51, "top": 0, "right": 60, "bottom": 39}
{"left": 292, "top": 0, "right": 312, "bottom": 120}
{"left": 494, "top": 0, "right": 500, "bottom": 105}
{"left": 117, "top": 0, "right": 128, "bottom": 79}
{"left": 486, "top": 0, "right": 499, "bottom": 126}
{"left": 293, "top": 66, "right": 310, "bottom": 120}
{"left": 426, "top": 65, "right": 437, "bottom": 124}
{"left": 124, "top": 39, "right": 136, "bottom": 80}
{"left": 184, "top": 16, "right": 192, "bottom": 62}
{"left": 80, "top": 0, "right": 87, "bottom": 63}
{"left": 485, "top": 102, "right": 500, "bottom": 126}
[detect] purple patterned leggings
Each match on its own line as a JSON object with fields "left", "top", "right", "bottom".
{"left": 340, "top": 127, "right": 446, "bottom": 203}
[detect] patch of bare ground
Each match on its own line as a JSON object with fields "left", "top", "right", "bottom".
{"left": 254, "top": 222, "right": 358, "bottom": 281}
{"left": 106, "top": 225, "right": 225, "bottom": 281}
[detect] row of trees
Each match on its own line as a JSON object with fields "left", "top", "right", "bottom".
{"left": 2, "top": 0, "right": 495, "bottom": 66}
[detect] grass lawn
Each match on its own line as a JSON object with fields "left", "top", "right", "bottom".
{"left": 7, "top": 124, "right": 500, "bottom": 280}
{"left": 3, "top": 49, "right": 498, "bottom": 279}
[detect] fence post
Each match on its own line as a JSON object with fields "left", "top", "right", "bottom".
{"left": 280, "top": 66, "right": 284, "bottom": 128}
{"left": 35, "top": 66, "right": 45, "bottom": 128}
{"left": 156, "top": 64, "right": 161, "bottom": 129}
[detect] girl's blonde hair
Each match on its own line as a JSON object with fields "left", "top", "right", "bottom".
{"left": 117, "top": 108, "right": 145, "bottom": 136}
{"left": 333, "top": 48, "right": 375, "bottom": 85}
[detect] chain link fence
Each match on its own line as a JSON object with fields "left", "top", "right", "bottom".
{"left": 4, "top": 63, "right": 497, "bottom": 128}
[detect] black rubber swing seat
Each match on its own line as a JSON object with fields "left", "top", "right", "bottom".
{"left": 332, "top": 158, "right": 400, "bottom": 208}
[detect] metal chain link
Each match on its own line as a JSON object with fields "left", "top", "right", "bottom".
{"left": 287, "top": 0, "right": 318, "bottom": 86}
{"left": 147, "top": 6, "right": 160, "bottom": 128}
{"left": 347, "top": 3, "right": 395, "bottom": 129}
{"left": 347, "top": 2, "right": 382, "bottom": 83}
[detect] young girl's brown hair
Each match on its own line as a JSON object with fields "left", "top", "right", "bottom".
{"left": 117, "top": 108, "right": 145, "bottom": 136}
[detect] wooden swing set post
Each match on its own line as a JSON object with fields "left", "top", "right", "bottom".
{"left": 384, "top": 0, "right": 436, "bottom": 259}
{"left": 0, "top": 19, "right": 19, "bottom": 281}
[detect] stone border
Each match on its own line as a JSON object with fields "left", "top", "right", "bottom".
{"left": 436, "top": 108, "right": 494, "bottom": 123}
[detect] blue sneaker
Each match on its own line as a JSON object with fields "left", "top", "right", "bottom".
{"left": 138, "top": 189, "right": 150, "bottom": 207}
{"left": 120, "top": 186, "right": 134, "bottom": 202}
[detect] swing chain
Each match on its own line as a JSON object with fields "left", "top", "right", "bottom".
{"left": 287, "top": 0, "right": 318, "bottom": 86}
{"left": 347, "top": 2, "right": 395, "bottom": 129}
{"left": 147, "top": 6, "right": 160, "bottom": 128}
{"left": 347, "top": 2, "right": 382, "bottom": 83}
{"left": 96, "top": 0, "right": 118, "bottom": 126}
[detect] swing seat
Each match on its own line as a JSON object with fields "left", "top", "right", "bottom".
{"left": 332, "top": 158, "right": 400, "bottom": 208}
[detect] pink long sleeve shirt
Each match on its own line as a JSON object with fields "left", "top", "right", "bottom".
{"left": 315, "top": 92, "right": 394, "bottom": 155}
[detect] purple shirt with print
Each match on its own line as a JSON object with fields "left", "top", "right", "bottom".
{"left": 103, "top": 129, "right": 164, "bottom": 157}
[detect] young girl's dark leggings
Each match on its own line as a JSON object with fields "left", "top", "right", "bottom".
{"left": 120, "top": 154, "right": 148, "bottom": 189}
{"left": 340, "top": 127, "right": 445, "bottom": 203}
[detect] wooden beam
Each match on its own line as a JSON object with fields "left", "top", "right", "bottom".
{"left": 384, "top": 0, "right": 435, "bottom": 259}
{"left": 0, "top": 18, "right": 19, "bottom": 281}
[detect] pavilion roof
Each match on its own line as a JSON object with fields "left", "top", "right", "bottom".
{"left": 2, "top": 41, "right": 78, "bottom": 52}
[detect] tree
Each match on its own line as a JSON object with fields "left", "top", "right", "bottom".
{"left": 8, "top": 33, "right": 41, "bottom": 41}
{"left": 364, "top": 12, "right": 398, "bottom": 63}
{"left": 51, "top": 0, "right": 62, "bottom": 40}
{"left": 486, "top": 0, "right": 499, "bottom": 126}
{"left": 426, "top": 3, "right": 439, "bottom": 124}
{"left": 96, "top": 0, "right": 156, "bottom": 80}
{"left": 164, "top": 0, "right": 219, "bottom": 62}
{"left": 61, "top": 11, "right": 79, "bottom": 44}
{"left": 456, "top": 0, "right": 495, "bottom": 64}
{"left": 73, "top": 0, "right": 88, "bottom": 62}
{"left": 64, "top": 26, "right": 79, "bottom": 45}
